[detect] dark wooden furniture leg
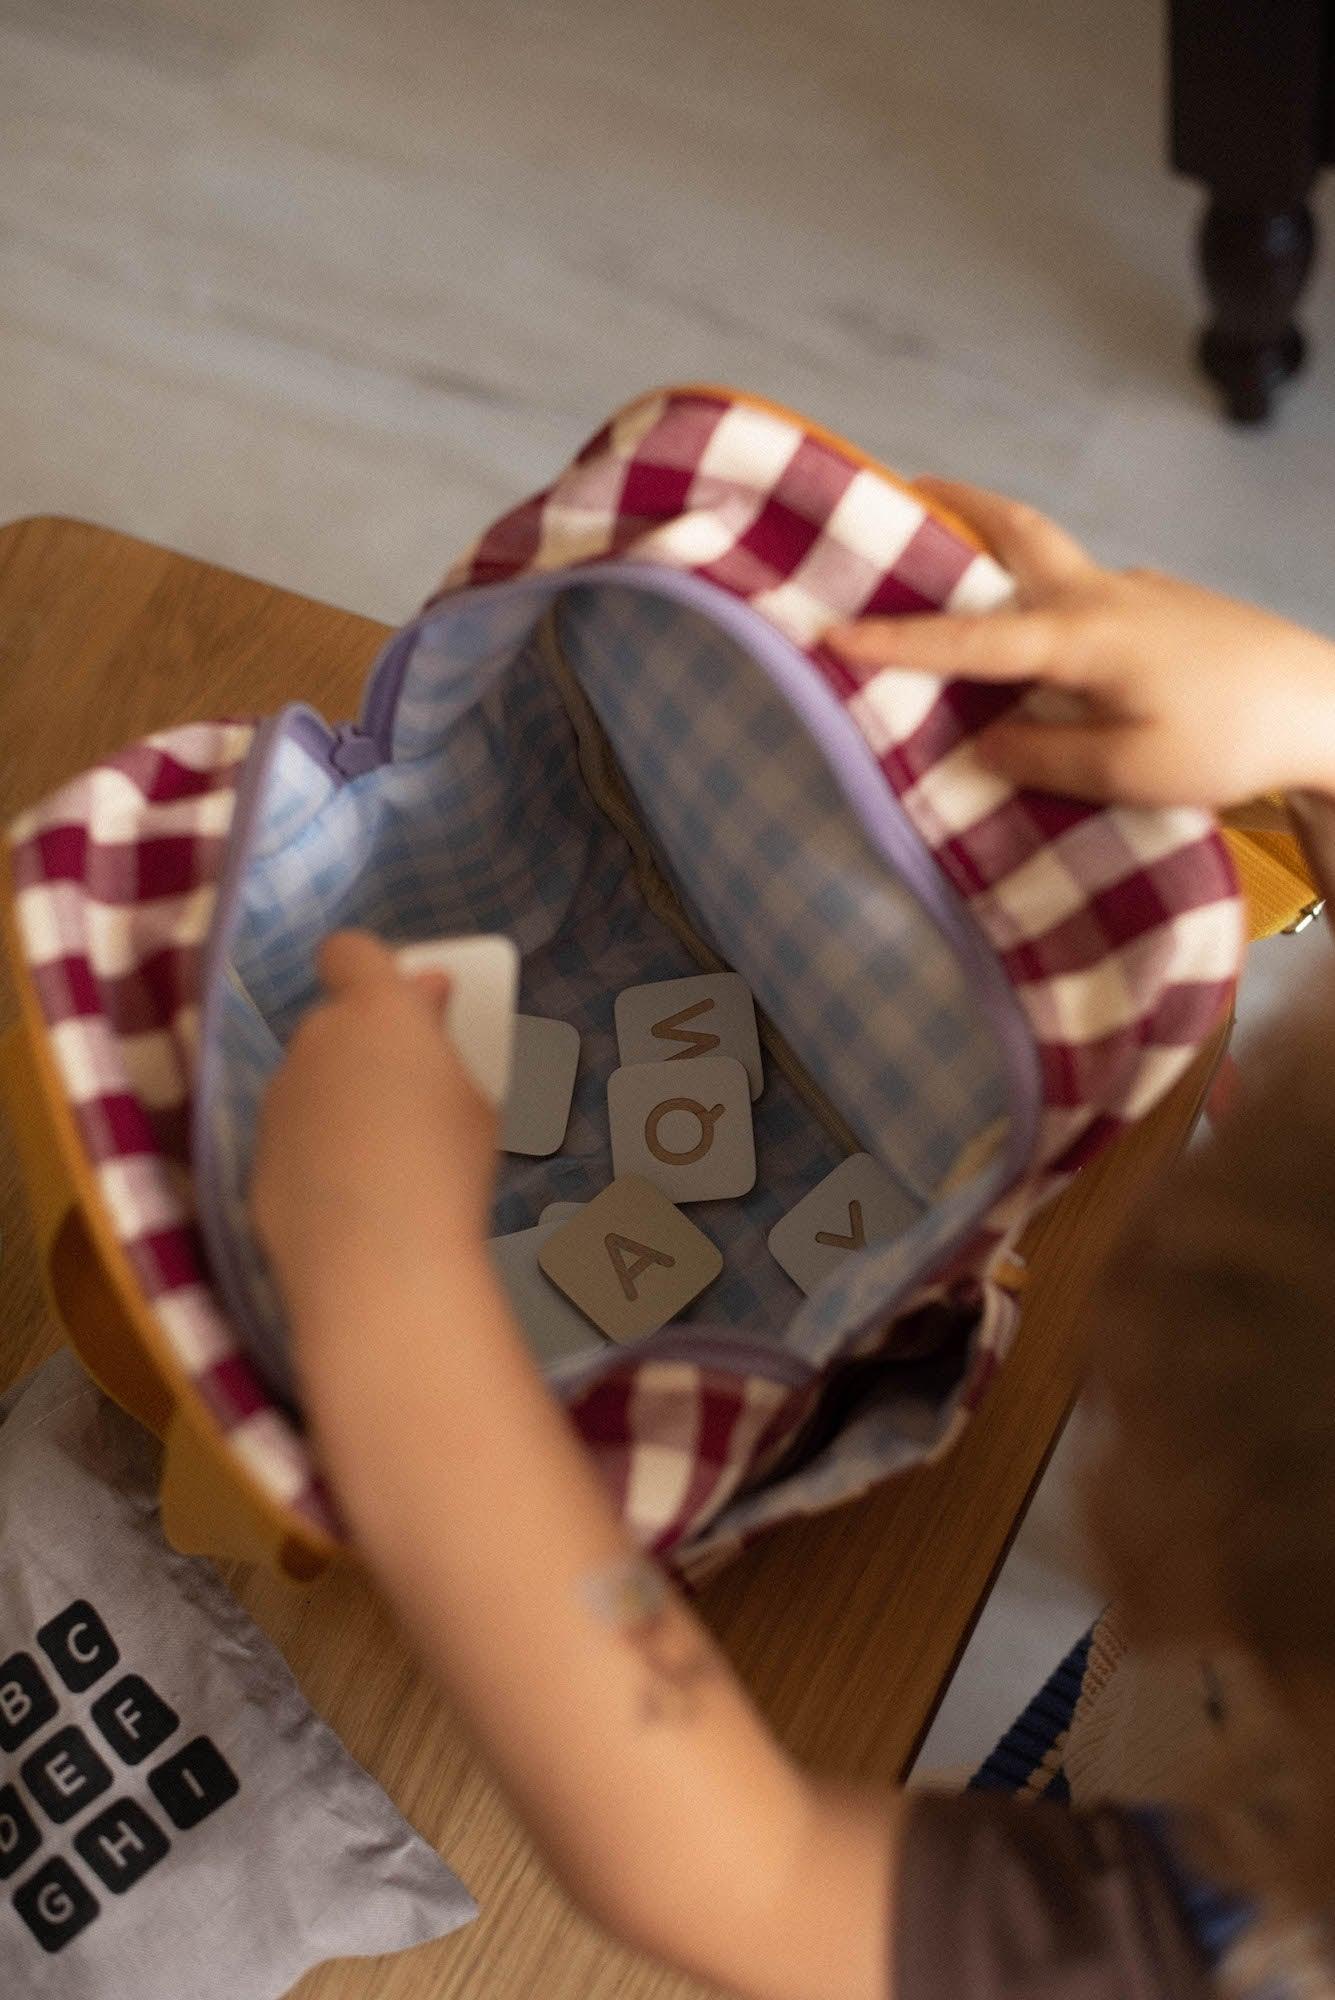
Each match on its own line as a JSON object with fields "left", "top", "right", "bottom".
{"left": 1169, "top": 0, "right": 1330, "bottom": 423}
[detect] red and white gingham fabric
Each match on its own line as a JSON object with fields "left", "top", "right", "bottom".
{"left": 8, "top": 726, "right": 335, "bottom": 1533}
{"left": 5, "top": 387, "right": 1244, "bottom": 1562}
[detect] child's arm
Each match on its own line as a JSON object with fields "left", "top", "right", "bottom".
{"left": 251, "top": 931, "right": 900, "bottom": 2000}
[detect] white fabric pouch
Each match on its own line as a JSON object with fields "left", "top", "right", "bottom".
{"left": 0, "top": 1352, "right": 476, "bottom": 1995}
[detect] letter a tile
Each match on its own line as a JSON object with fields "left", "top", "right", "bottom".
{"left": 538, "top": 1177, "right": 722, "bottom": 1343}
{"left": 489, "top": 1222, "right": 608, "bottom": 1366}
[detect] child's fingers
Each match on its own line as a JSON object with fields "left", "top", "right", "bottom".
{"left": 318, "top": 929, "right": 399, "bottom": 994}
{"left": 827, "top": 609, "right": 1073, "bottom": 685}
{"left": 975, "top": 717, "right": 1154, "bottom": 802}
{"left": 320, "top": 931, "right": 454, "bottom": 1027}
{"left": 912, "top": 478, "right": 1095, "bottom": 596}
{"left": 408, "top": 970, "right": 454, "bottom": 1007}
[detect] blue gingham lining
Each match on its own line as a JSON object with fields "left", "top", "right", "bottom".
{"left": 555, "top": 588, "right": 1008, "bottom": 1204}
{"left": 207, "top": 583, "right": 1012, "bottom": 1401}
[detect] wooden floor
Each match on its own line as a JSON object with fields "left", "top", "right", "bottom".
{"left": 2, "top": 0, "right": 1333, "bottom": 633}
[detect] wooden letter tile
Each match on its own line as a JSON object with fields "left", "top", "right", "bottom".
{"left": 537, "top": 1176, "right": 723, "bottom": 1343}
{"left": 397, "top": 934, "right": 519, "bottom": 1107}
{"left": 501, "top": 1014, "right": 581, "bottom": 1156}
{"left": 767, "top": 1153, "right": 920, "bottom": 1296}
{"left": 614, "top": 972, "right": 763, "bottom": 1100}
{"left": 607, "top": 1055, "right": 756, "bottom": 1202}
{"left": 489, "top": 1221, "right": 608, "bottom": 1365}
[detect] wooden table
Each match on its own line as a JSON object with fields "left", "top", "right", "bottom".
{"left": 0, "top": 516, "right": 1223, "bottom": 1999}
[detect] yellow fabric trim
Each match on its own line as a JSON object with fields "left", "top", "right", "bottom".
{"left": 0, "top": 839, "right": 338, "bottom": 1575}
{"left": 1224, "top": 825, "right": 1321, "bottom": 941}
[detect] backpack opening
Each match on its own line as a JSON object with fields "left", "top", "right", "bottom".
{"left": 200, "top": 575, "right": 1027, "bottom": 1405}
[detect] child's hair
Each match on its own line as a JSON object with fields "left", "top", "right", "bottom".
{"left": 1083, "top": 978, "right": 1335, "bottom": 1924}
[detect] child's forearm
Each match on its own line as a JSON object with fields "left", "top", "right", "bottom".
{"left": 290, "top": 1245, "right": 898, "bottom": 2000}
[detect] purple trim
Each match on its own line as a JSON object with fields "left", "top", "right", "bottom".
{"left": 189, "top": 705, "right": 334, "bottom": 1380}
{"left": 359, "top": 623, "right": 422, "bottom": 756}
{"left": 328, "top": 723, "right": 383, "bottom": 777}
{"left": 282, "top": 703, "right": 351, "bottom": 774}
{"left": 548, "top": 1324, "right": 819, "bottom": 1398}
{"left": 259, "top": 705, "right": 385, "bottom": 781}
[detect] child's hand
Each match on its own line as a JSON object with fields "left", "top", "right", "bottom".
{"left": 250, "top": 930, "right": 497, "bottom": 1319}
{"left": 827, "top": 478, "right": 1335, "bottom": 808}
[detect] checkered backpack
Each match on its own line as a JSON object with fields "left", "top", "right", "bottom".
{"left": 1, "top": 387, "right": 1244, "bottom": 1582}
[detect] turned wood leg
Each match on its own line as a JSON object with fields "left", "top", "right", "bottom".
{"left": 1196, "top": 200, "right": 1318, "bottom": 424}
{"left": 1168, "top": 0, "right": 1327, "bottom": 425}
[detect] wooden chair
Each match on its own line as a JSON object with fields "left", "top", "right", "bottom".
{"left": 1170, "top": 0, "right": 1333, "bottom": 422}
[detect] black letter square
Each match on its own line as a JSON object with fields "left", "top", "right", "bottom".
{"left": 147, "top": 1736, "right": 240, "bottom": 1830}
{"left": 74, "top": 1799, "right": 169, "bottom": 1894}
{"left": 0, "top": 1783, "right": 42, "bottom": 1881}
{"left": 36, "top": 1601, "right": 119, "bottom": 1694}
{"left": 91, "top": 1675, "right": 179, "bottom": 1766}
{"left": 0, "top": 1652, "right": 58, "bottom": 1755}
{"left": 21, "top": 1726, "right": 113, "bottom": 1825}
{"left": 12, "top": 1857, "right": 99, "bottom": 1954}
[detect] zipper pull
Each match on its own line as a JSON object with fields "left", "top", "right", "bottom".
{"left": 328, "top": 723, "right": 382, "bottom": 778}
